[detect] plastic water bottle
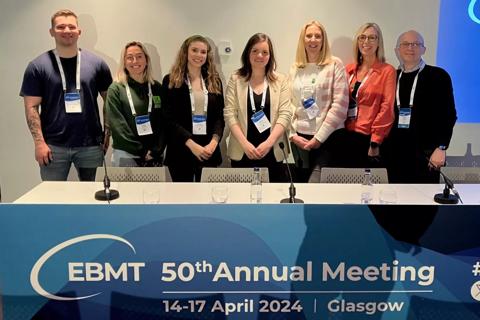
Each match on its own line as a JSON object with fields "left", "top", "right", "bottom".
{"left": 361, "top": 168, "right": 373, "bottom": 204}
{"left": 250, "top": 167, "right": 262, "bottom": 203}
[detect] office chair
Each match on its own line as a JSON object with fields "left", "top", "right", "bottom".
{"left": 200, "top": 167, "right": 269, "bottom": 183}
{"left": 440, "top": 166, "right": 480, "bottom": 184}
{"left": 95, "top": 167, "right": 172, "bottom": 182}
{"left": 315, "top": 167, "right": 389, "bottom": 184}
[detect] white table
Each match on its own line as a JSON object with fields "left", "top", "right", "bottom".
{"left": 13, "top": 181, "right": 480, "bottom": 204}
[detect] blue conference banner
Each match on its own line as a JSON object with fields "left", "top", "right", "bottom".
{"left": 438, "top": 0, "right": 480, "bottom": 122}
{"left": 0, "top": 204, "right": 480, "bottom": 319}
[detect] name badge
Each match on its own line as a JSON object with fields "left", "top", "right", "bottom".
{"left": 302, "top": 84, "right": 315, "bottom": 99}
{"left": 64, "top": 92, "right": 82, "bottom": 113}
{"left": 135, "top": 115, "right": 153, "bottom": 136}
{"left": 398, "top": 108, "right": 411, "bottom": 129}
{"left": 251, "top": 110, "right": 271, "bottom": 133}
{"left": 192, "top": 115, "right": 207, "bottom": 135}
{"left": 347, "top": 100, "right": 358, "bottom": 119}
{"left": 303, "top": 98, "right": 320, "bottom": 120}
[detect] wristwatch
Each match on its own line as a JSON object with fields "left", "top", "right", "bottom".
{"left": 438, "top": 145, "right": 447, "bottom": 150}
{"left": 370, "top": 142, "right": 379, "bottom": 148}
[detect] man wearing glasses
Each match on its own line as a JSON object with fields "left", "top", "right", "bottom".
{"left": 384, "top": 30, "right": 457, "bottom": 183}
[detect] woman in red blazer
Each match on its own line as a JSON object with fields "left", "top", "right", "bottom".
{"left": 342, "top": 22, "right": 395, "bottom": 168}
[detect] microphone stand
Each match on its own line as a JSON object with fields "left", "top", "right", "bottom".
{"left": 279, "top": 142, "right": 304, "bottom": 203}
{"left": 95, "top": 153, "right": 119, "bottom": 202}
{"left": 434, "top": 170, "right": 462, "bottom": 204}
{"left": 426, "top": 157, "right": 462, "bottom": 204}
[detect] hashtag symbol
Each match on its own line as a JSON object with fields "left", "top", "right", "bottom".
{"left": 473, "top": 262, "right": 480, "bottom": 276}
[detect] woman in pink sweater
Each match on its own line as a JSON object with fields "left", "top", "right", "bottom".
{"left": 289, "top": 20, "right": 349, "bottom": 181}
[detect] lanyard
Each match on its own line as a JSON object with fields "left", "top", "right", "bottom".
{"left": 187, "top": 75, "right": 208, "bottom": 115}
{"left": 396, "top": 61, "right": 425, "bottom": 108}
{"left": 248, "top": 78, "right": 268, "bottom": 113}
{"left": 53, "top": 49, "right": 81, "bottom": 92}
{"left": 348, "top": 68, "right": 371, "bottom": 100}
{"left": 125, "top": 81, "right": 152, "bottom": 117}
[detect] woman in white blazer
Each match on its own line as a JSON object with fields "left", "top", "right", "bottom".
{"left": 224, "top": 33, "right": 292, "bottom": 182}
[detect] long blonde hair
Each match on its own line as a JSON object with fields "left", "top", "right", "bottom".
{"left": 116, "top": 41, "right": 154, "bottom": 85}
{"left": 353, "top": 22, "right": 386, "bottom": 65}
{"left": 168, "top": 35, "right": 222, "bottom": 94}
{"left": 295, "top": 20, "right": 332, "bottom": 68}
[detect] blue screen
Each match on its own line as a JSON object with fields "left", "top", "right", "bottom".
{"left": 437, "top": 0, "right": 480, "bottom": 122}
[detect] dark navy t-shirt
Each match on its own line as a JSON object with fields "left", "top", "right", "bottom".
{"left": 20, "top": 49, "right": 112, "bottom": 147}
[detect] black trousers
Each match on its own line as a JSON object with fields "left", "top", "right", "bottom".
{"left": 337, "top": 130, "right": 384, "bottom": 168}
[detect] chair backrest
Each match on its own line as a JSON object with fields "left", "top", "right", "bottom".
{"left": 440, "top": 167, "right": 480, "bottom": 184}
{"left": 95, "top": 167, "right": 172, "bottom": 182}
{"left": 200, "top": 167, "right": 269, "bottom": 183}
{"left": 319, "top": 167, "right": 389, "bottom": 184}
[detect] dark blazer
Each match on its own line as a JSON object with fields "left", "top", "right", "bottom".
{"left": 161, "top": 74, "right": 225, "bottom": 167}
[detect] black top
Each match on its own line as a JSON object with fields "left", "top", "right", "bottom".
{"left": 388, "top": 64, "right": 457, "bottom": 153}
{"left": 161, "top": 74, "right": 225, "bottom": 167}
{"left": 348, "top": 81, "right": 362, "bottom": 112}
{"left": 383, "top": 64, "right": 457, "bottom": 183}
{"left": 351, "top": 81, "right": 361, "bottom": 101}
{"left": 246, "top": 87, "right": 271, "bottom": 146}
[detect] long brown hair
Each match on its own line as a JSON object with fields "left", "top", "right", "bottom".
{"left": 236, "top": 33, "right": 277, "bottom": 82}
{"left": 168, "top": 35, "right": 222, "bottom": 94}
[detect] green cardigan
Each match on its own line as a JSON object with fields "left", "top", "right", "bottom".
{"left": 105, "top": 77, "right": 165, "bottom": 158}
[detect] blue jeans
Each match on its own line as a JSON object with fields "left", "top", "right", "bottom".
{"left": 40, "top": 145, "right": 103, "bottom": 181}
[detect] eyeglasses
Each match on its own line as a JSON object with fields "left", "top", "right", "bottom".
{"left": 398, "top": 42, "right": 424, "bottom": 49}
{"left": 358, "top": 34, "right": 378, "bottom": 43}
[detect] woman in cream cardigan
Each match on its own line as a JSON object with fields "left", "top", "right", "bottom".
{"left": 224, "top": 33, "right": 292, "bottom": 182}
{"left": 289, "top": 21, "right": 349, "bottom": 182}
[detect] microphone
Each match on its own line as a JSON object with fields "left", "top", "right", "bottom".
{"left": 426, "top": 157, "right": 462, "bottom": 204}
{"left": 279, "top": 142, "right": 304, "bottom": 203}
{"left": 95, "top": 152, "right": 119, "bottom": 202}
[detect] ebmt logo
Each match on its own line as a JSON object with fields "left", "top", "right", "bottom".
{"left": 469, "top": 0, "right": 480, "bottom": 24}
{"left": 30, "top": 234, "right": 144, "bottom": 301}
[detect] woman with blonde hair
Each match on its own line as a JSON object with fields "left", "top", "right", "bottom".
{"left": 224, "top": 33, "right": 292, "bottom": 182}
{"left": 105, "top": 41, "right": 165, "bottom": 166}
{"left": 289, "top": 21, "right": 349, "bottom": 182}
{"left": 342, "top": 22, "right": 395, "bottom": 168}
{"left": 162, "top": 35, "right": 224, "bottom": 182}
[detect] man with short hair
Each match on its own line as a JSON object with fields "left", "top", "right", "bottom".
{"left": 384, "top": 30, "right": 457, "bottom": 183}
{"left": 20, "top": 9, "right": 112, "bottom": 181}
